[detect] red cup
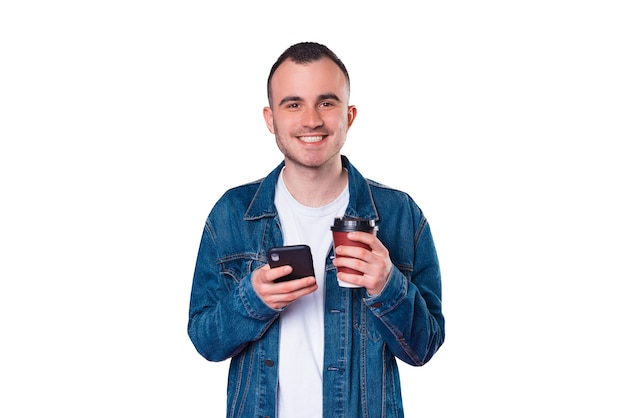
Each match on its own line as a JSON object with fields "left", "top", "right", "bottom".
{"left": 331, "top": 218, "right": 378, "bottom": 287}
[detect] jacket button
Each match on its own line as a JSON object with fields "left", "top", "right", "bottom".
{"left": 264, "top": 359, "right": 275, "bottom": 367}
{"left": 371, "top": 302, "right": 383, "bottom": 308}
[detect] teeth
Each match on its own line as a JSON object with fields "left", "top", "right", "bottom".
{"left": 299, "top": 136, "right": 324, "bottom": 143}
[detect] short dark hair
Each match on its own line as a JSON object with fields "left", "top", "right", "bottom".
{"left": 267, "top": 42, "right": 350, "bottom": 106}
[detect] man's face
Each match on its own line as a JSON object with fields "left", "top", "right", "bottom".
{"left": 263, "top": 58, "right": 356, "bottom": 170}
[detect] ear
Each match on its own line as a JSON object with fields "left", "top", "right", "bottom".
{"left": 347, "top": 105, "right": 357, "bottom": 128}
{"left": 263, "top": 106, "right": 275, "bottom": 134}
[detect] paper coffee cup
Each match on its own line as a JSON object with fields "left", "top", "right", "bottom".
{"left": 331, "top": 217, "right": 378, "bottom": 288}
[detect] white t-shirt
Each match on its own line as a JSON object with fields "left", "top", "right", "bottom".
{"left": 274, "top": 170, "right": 349, "bottom": 418}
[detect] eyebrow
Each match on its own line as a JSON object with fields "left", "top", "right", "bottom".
{"left": 278, "top": 93, "right": 342, "bottom": 107}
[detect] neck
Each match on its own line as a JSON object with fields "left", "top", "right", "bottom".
{"left": 281, "top": 159, "right": 347, "bottom": 207}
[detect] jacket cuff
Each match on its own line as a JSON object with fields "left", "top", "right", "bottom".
{"left": 238, "top": 274, "right": 284, "bottom": 320}
{"left": 364, "top": 268, "right": 407, "bottom": 315}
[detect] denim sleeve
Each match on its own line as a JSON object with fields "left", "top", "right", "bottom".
{"left": 364, "top": 212, "right": 445, "bottom": 366}
{"left": 187, "top": 222, "right": 281, "bottom": 362}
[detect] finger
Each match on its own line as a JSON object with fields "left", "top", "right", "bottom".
{"left": 347, "top": 231, "right": 376, "bottom": 246}
{"left": 333, "top": 255, "right": 369, "bottom": 275}
{"left": 277, "top": 275, "right": 317, "bottom": 291}
{"left": 334, "top": 244, "right": 371, "bottom": 262}
{"left": 335, "top": 271, "right": 364, "bottom": 287}
{"left": 252, "top": 265, "right": 292, "bottom": 294}
{"left": 347, "top": 233, "right": 391, "bottom": 261}
{"left": 263, "top": 265, "right": 293, "bottom": 283}
{"left": 263, "top": 277, "right": 318, "bottom": 309}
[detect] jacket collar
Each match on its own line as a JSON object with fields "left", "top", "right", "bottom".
{"left": 244, "top": 155, "right": 379, "bottom": 222}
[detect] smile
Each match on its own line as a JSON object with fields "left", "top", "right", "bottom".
{"left": 298, "top": 135, "right": 325, "bottom": 143}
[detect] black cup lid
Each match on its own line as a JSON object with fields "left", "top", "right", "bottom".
{"left": 331, "top": 217, "right": 377, "bottom": 232}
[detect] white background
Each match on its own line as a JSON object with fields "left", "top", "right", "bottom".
{"left": 1, "top": 1, "right": 625, "bottom": 416}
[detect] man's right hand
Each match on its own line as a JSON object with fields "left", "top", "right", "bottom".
{"left": 251, "top": 264, "right": 318, "bottom": 310}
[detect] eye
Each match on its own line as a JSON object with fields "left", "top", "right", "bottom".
{"left": 319, "top": 101, "right": 334, "bottom": 108}
{"left": 287, "top": 103, "right": 300, "bottom": 109}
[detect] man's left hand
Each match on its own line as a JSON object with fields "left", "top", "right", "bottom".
{"left": 332, "top": 231, "right": 393, "bottom": 296}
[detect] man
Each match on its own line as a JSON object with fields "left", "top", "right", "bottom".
{"left": 188, "top": 42, "right": 444, "bottom": 418}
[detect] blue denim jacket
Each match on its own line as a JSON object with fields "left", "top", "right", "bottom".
{"left": 188, "top": 156, "right": 444, "bottom": 418}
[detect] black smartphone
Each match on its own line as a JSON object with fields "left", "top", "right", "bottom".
{"left": 267, "top": 245, "right": 315, "bottom": 282}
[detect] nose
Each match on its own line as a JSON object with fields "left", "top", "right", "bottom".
{"left": 301, "top": 106, "right": 323, "bottom": 129}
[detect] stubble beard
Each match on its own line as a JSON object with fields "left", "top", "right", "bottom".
{"left": 273, "top": 124, "right": 347, "bottom": 171}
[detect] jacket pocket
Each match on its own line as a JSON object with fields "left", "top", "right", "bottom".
{"left": 218, "top": 252, "right": 265, "bottom": 283}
